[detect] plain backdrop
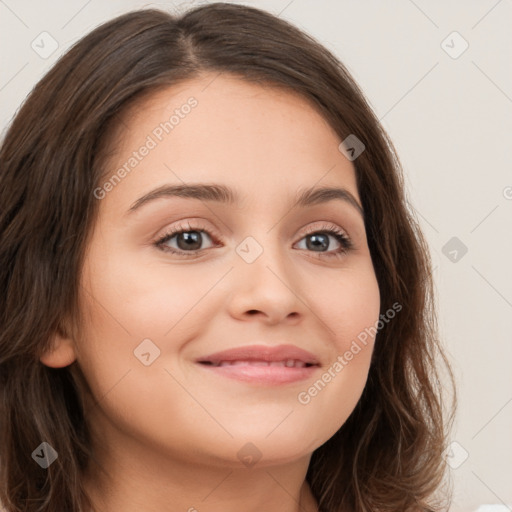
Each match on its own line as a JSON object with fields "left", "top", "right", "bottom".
{"left": 1, "top": 1, "right": 511, "bottom": 511}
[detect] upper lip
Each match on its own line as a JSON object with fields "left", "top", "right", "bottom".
{"left": 196, "top": 344, "right": 320, "bottom": 366}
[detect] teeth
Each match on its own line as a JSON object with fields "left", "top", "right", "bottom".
{"left": 214, "top": 359, "right": 308, "bottom": 368}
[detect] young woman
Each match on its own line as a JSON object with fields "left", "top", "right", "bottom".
{"left": 0, "top": 3, "right": 456, "bottom": 511}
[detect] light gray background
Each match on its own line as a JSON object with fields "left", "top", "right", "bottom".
{"left": 1, "top": 1, "right": 511, "bottom": 511}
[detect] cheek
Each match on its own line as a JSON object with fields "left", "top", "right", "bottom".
{"left": 81, "top": 242, "right": 213, "bottom": 338}
{"left": 314, "top": 266, "right": 381, "bottom": 353}
{"left": 74, "top": 246, "right": 220, "bottom": 408}
{"left": 294, "top": 267, "right": 380, "bottom": 426}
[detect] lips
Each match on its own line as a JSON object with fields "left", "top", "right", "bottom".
{"left": 196, "top": 344, "right": 320, "bottom": 367}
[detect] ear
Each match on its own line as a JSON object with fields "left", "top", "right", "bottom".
{"left": 40, "top": 324, "right": 77, "bottom": 368}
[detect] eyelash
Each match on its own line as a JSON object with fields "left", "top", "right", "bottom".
{"left": 154, "top": 221, "right": 354, "bottom": 259}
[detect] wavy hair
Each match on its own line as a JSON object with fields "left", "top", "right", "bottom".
{"left": 0, "top": 3, "right": 456, "bottom": 511}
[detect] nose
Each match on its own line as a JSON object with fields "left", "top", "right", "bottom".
{"left": 226, "top": 236, "right": 304, "bottom": 325}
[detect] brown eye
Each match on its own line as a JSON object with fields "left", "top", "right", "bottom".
{"left": 156, "top": 228, "right": 215, "bottom": 254}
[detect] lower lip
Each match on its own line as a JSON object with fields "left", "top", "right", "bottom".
{"left": 196, "top": 362, "right": 319, "bottom": 385}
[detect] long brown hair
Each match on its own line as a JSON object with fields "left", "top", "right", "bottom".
{"left": 0, "top": 3, "right": 457, "bottom": 511}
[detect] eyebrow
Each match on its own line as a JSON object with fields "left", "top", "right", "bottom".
{"left": 126, "top": 183, "right": 364, "bottom": 217}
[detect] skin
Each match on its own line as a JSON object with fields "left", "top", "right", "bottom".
{"left": 41, "top": 73, "right": 381, "bottom": 512}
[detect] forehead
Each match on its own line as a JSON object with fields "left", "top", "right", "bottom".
{"left": 98, "top": 73, "right": 359, "bottom": 214}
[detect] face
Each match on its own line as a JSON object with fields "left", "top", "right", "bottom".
{"left": 44, "top": 73, "right": 380, "bottom": 469}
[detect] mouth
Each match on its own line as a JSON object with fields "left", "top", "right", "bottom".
{"left": 195, "top": 344, "right": 321, "bottom": 385}
{"left": 196, "top": 360, "right": 320, "bottom": 385}
{"left": 198, "top": 360, "right": 317, "bottom": 368}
